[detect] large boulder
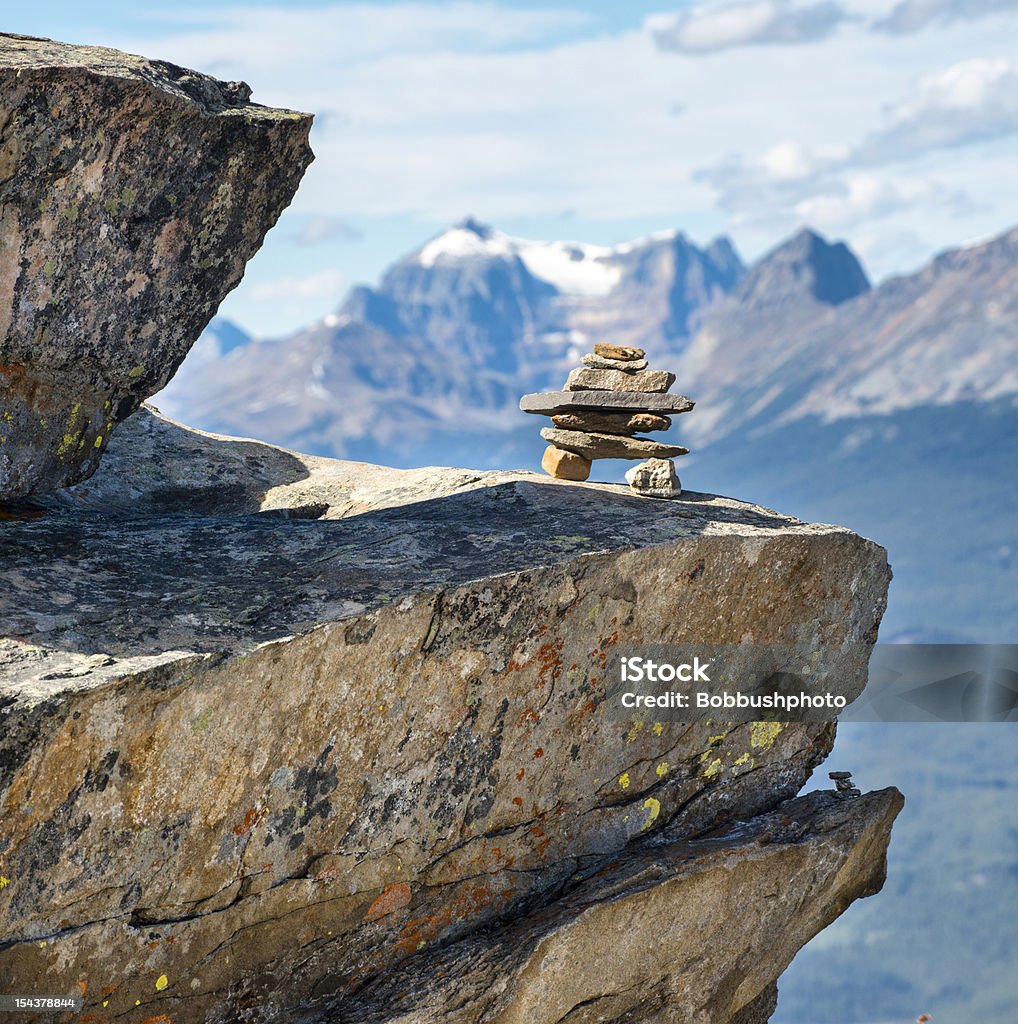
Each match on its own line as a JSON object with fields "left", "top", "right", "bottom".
{"left": 0, "top": 34, "right": 313, "bottom": 499}
{"left": 0, "top": 409, "right": 898, "bottom": 1022}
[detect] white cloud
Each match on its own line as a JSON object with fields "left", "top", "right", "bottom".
{"left": 696, "top": 57, "right": 1016, "bottom": 230}
{"left": 293, "top": 215, "right": 362, "bottom": 246}
{"left": 874, "top": 0, "right": 1018, "bottom": 34}
{"left": 855, "top": 57, "right": 1018, "bottom": 161}
{"left": 694, "top": 141, "right": 846, "bottom": 217}
{"left": 248, "top": 270, "right": 346, "bottom": 302}
{"left": 794, "top": 174, "right": 975, "bottom": 228}
{"left": 648, "top": 1, "right": 851, "bottom": 55}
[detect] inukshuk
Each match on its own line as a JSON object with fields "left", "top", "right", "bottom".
{"left": 519, "top": 343, "right": 694, "bottom": 497}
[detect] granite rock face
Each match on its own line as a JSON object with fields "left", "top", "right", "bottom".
{"left": 551, "top": 411, "right": 671, "bottom": 435}
{"left": 0, "top": 34, "right": 313, "bottom": 499}
{"left": 520, "top": 389, "right": 694, "bottom": 415}
{"left": 332, "top": 789, "right": 902, "bottom": 1024}
{"left": 0, "top": 409, "right": 897, "bottom": 1023}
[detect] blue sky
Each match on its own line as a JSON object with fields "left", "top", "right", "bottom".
{"left": 10, "top": 1, "right": 1018, "bottom": 335}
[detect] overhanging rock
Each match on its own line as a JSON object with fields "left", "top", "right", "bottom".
{"left": 333, "top": 788, "right": 903, "bottom": 1024}
{"left": 0, "top": 34, "right": 313, "bottom": 499}
{"left": 0, "top": 409, "right": 897, "bottom": 1022}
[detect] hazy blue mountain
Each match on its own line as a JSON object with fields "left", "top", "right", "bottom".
{"left": 154, "top": 219, "right": 745, "bottom": 461}
{"left": 674, "top": 226, "right": 1018, "bottom": 642}
{"left": 368, "top": 216, "right": 744, "bottom": 360}
{"left": 728, "top": 226, "right": 870, "bottom": 311}
{"left": 777, "top": 721, "right": 1018, "bottom": 1024}
{"left": 205, "top": 317, "right": 252, "bottom": 355}
{"left": 677, "top": 225, "right": 1018, "bottom": 448}
{"left": 189, "top": 316, "right": 252, "bottom": 359}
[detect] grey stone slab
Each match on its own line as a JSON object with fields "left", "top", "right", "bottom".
{"left": 520, "top": 390, "right": 695, "bottom": 416}
{"left": 542, "top": 427, "right": 689, "bottom": 460}
{"left": 565, "top": 366, "right": 675, "bottom": 393}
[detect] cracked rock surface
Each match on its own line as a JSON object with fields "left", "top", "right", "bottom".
{"left": 0, "top": 34, "right": 313, "bottom": 499}
{"left": 0, "top": 410, "right": 898, "bottom": 1022}
{"left": 331, "top": 789, "right": 903, "bottom": 1024}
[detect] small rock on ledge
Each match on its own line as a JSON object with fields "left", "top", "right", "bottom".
{"left": 541, "top": 443, "right": 591, "bottom": 481}
{"left": 626, "top": 457, "right": 682, "bottom": 498}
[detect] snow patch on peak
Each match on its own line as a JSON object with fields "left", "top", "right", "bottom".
{"left": 516, "top": 240, "right": 621, "bottom": 297}
{"left": 417, "top": 224, "right": 623, "bottom": 296}
{"left": 417, "top": 226, "right": 515, "bottom": 267}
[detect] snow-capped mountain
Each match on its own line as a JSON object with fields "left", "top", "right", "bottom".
{"left": 158, "top": 220, "right": 1018, "bottom": 465}
{"left": 160, "top": 218, "right": 1018, "bottom": 468}
{"left": 155, "top": 218, "right": 745, "bottom": 460}
{"left": 343, "top": 216, "right": 743, "bottom": 374}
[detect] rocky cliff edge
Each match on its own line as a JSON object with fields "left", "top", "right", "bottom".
{"left": 0, "top": 408, "right": 900, "bottom": 1023}
{"left": 0, "top": 34, "right": 313, "bottom": 499}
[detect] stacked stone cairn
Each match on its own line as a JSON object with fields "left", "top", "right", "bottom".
{"left": 519, "top": 342, "right": 694, "bottom": 498}
{"left": 829, "top": 771, "right": 862, "bottom": 800}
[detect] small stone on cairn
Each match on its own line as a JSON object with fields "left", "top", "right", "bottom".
{"left": 519, "top": 342, "right": 695, "bottom": 498}
{"left": 541, "top": 446, "right": 591, "bottom": 482}
{"left": 625, "top": 458, "right": 681, "bottom": 498}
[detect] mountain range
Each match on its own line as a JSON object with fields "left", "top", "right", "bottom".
{"left": 156, "top": 217, "right": 745, "bottom": 464}
{"left": 154, "top": 217, "right": 1018, "bottom": 642}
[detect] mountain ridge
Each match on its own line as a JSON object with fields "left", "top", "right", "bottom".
{"left": 157, "top": 219, "right": 1018, "bottom": 466}
{"left": 678, "top": 222, "right": 1018, "bottom": 445}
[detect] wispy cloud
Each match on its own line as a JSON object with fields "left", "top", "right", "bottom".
{"left": 695, "top": 58, "right": 1014, "bottom": 231}
{"left": 129, "top": 2, "right": 593, "bottom": 70}
{"left": 248, "top": 269, "right": 346, "bottom": 302}
{"left": 794, "top": 174, "right": 977, "bottom": 229}
{"left": 648, "top": 1, "right": 851, "bottom": 55}
{"left": 855, "top": 58, "right": 1018, "bottom": 161}
{"left": 649, "top": 0, "right": 1018, "bottom": 50}
{"left": 293, "top": 216, "right": 363, "bottom": 246}
{"left": 107, "top": 0, "right": 1018, "bottom": 305}
{"left": 874, "top": 0, "right": 1018, "bottom": 34}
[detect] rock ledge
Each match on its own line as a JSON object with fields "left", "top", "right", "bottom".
{"left": 0, "top": 410, "right": 898, "bottom": 1023}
